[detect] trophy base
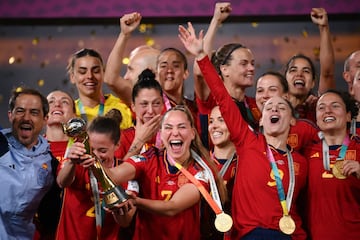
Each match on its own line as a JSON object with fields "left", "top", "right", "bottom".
{"left": 103, "top": 186, "right": 129, "bottom": 209}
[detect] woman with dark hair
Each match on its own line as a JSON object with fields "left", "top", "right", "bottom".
{"left": 116, "top": 68, "right": 164, "bottom": 161}
{"left": 284, "top": 8, "right": 335, "bottom": 122}
{"left": 303, "top": 90, "right": 360, "bottom": 239}
{"left": 56, "top": 113, "right": 124, "bottom": 240}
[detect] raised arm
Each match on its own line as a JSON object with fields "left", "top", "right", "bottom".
{"left": 311, "top": 8, "right": 335, "bottom": 94}
{"left": 193, "top": 2, "right": 232, "bottom": 101}
{"left": 179, "top": 22, "right": 249, "bottom": 145}
{"left": 57, "top": 142, "right": 94, "bottom": 188}
{"left": 104, "top": 12, "right": 142, "bottom": 107}
{"left": 121, "top": 114, "right": 162, "bottom": 160}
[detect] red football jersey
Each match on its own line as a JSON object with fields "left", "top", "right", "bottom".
{"left": 126, "top": 147, "right": 209, "bottom": 240}
{"left": 198, "top": 56, "right": 308, "bottom": 240}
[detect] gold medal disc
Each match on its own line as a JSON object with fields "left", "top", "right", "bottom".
{"left": 214, "top": 212, "right": 233, "bottom": 233}
{"left": 279, "top": 215, "right": 296, "bottom": 235}
{"left": 332, "top": 160, "right": 346, "bottom": 179}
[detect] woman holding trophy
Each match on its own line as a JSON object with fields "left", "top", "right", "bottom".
{"left": 56, "top": 110, "right": 129, "bottom": 240}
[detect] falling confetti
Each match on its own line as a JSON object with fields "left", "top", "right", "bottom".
{"left": 122, "top": 57, "right": 130, "bottom": 65}
{"left": 38, "top": 79, "right": 45, "bottom": 87}
{"left": 15, "top": 87, "right": 23, "bottom": 92}
{"left": 32, "top": 37, "right": 39, "bottom": 45}
{"left": 251, "top": 22, "right": 258, "bottom": 28}
{"left": 302, "top": 30, "right": 308, "bottom": 38}
{"left": 8, "top": 56, "right": 15, "bottom": 64}
{"left": 146, "top": 37, "right": 155, "bottom": 46}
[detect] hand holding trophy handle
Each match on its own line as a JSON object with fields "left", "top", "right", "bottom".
{"left": 62, "top": 118, "right": 129, "bottom": 208}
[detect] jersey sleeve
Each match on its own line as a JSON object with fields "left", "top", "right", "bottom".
{"left": 197, "top": 56, "right": 252, "bottom": 147}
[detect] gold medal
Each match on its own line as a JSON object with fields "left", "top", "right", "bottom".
{"left": 279, "top": 215, "right": 296, "bottom": 235}
{"left": 214, "top": 212, "right": 233, "bottom": 233}
{"left": 332, "top": 160, "right": 346, "bottom": 179}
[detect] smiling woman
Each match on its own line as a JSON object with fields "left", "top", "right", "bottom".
{"left": 104, "top": 104, "right": 227, "bottom": 240}
{"left": 179, "top": 22, "right": 308, "bottom": 239}
{"left": 302, "top": 89, "right": 360, "bottom": 240}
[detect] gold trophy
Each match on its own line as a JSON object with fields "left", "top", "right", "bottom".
{"left": 62, "top": 118, "right": 129, "bottom": 208}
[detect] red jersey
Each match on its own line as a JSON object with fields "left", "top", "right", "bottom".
{"left": 202, "top": 154, "right": 237, "bottom": 240}
{"left": 197, "top": 92, "right": 259, "bottom": 149}
{"left": 56, "top": 163, "right": 120, "bottom": 240}
{"left": 116, "top": 127, "right": 156, "bottom": 161}
{"left": 289, "top": 119, "right": 319, "bottom": 152}
{"left": 294, "top": 100, "right": 317, "bottom": 123}
{"left": 303, "top": 136, "right": 360, "bottom": 240}
{"left": 126, "top": 147, "right": 209, "bottom": 240}
{"left": 49, "top": 140, "right": 68, "bottom": 162}
{"left": 198, "top": 56, "right": 308, "bottom": 240}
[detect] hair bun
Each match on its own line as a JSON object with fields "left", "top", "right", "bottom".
{"left": 138, "top": 69, "right": 155, "bottom": 81}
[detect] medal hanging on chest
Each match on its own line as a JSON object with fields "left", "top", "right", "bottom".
{"left": 319, "top": 132, "right": 350, "bottom": 180}
{"left": 266, "top": 145, "right": 296, "bottom": 235}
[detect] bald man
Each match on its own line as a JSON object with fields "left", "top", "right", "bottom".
{"left": 343, "top": 50, "right": 360, "bottom": 94}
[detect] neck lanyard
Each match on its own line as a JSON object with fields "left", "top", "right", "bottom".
{"left": 244, "top": 97, "right": 255, "bottom": 124}
{"left": 350, "top": 118, "right": 357, "bottom": 137}
{"left": 166, "top": 150, "right": 222, "bottom": 212}
{"left": 163, "top": 93, "right": 173, "bottom": 111}
{"left": 210, "top": 151, "right": 236, "bottom": 178}
{"left": 318, "top": 132, "right": 350, "bottom": 171}
{"left": 77, "top": 95, "right": 105, "bottom": 122}
{"left": 166, "top": 150, "right": 232, "bottom": 232}
{"left": 266, "top": 145, "right": 295, "bottom": 215}
{"left": 89, "top": 169, "right": 102, "bottom": 239}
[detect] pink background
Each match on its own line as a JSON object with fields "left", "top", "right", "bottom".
{"left": 0, "top": 0, "right": 359, "bottom": 18}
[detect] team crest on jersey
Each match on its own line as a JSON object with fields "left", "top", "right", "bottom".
{"left": 287, "top": 134, "right": 298, "bottom": 148}
{"left": 310, "top": 152, "right": 319, "bottom": 158}
{"left": 130, "top": 155, "right": 146, "bottom": 162}
{"left": 345, "top": 150, "right": 356, "bottom": 161}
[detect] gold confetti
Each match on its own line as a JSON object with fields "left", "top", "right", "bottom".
{"left": 38, "top": 79, "right": 45, "bottom": 87}
{"left": 139, "top": 24, "right": 147, "bottom": 33}
{"left": 122, "top": 57, "right": 130, "bottom": 65}
{"left": 146, "top": 38, "right": 155, "bottom": 46}
{"left": 32, "top": 37, "right": 39, "bottom": 45}
{"left": 9, "top": 56, "right": 15, "bottom": 64}
{"left": 15, "top": 87, "right": 23, "bottom": 92}
{"left": 313, "top": 47, "right": 320, "bottom": 58}
{"left": 251, "top": 22, "right": 258, "bottom": 28}
{"left": 302, "top": 30, "right": 308, "bottom": 38}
